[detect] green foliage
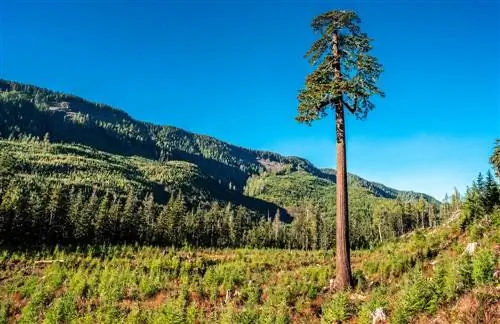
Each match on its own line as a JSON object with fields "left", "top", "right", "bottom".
{"left": 0, "top": 302, "right": 8, "bottom": 324}
{"left": 44, "top": 294, "right": 77, "bottom": 324}
{"left": 472, "top": 250, "right": 496, "bottom": 285}
{"left": 443, "top": 255, "right": 473, "bottom": 302}
{"left": 321, "top": 292, "right": 350, "bottom": 323}
{"left": 357, "top": 288, "right": 388, "bottom": 324}
{"left": 392, "top": 272, "right": 434, "bottom": 324}
{"left": 490, "top": 139, "right": 500, "bottom": 178}
{"left": 297, "top": 10, "right": 383, "bottom": 124}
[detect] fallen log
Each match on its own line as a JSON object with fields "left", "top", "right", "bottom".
{"left": 34, "top": 260, "right": 64, "bottom": 264}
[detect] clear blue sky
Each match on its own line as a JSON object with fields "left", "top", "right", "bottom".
{"left": 1, "top": 0, "right": 499, "bottom": 199}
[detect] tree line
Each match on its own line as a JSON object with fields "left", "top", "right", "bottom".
{"left": 0, "top": 174, "right": 470, "bottom": 250}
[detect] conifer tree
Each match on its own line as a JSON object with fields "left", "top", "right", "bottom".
{"left": 69, "top": 189, "right": 87, "bottom": 241}
{"left": 157, "top": 203, "right": 171, "bottom": 244}
{"left": 296, "top": 10, "right": 384, "bottom": 289}
{"left": 108, "top": 193, "right": 123, "bottom": 241}
{"left": 490, "top": 139, "right": 500, "bottom": 178}
{"left": 95, "top": 191, "right": 111, "bottom": 243}
{"left": 484, "top": 170, "right": 499, "bottom": 212}
{"left": 46, "top": 183, "right": 65, "bottom": 241}
{"left": 139, "top": 193, "right": 156, "bottom": 243}
{"left": 121, "top": 188, "right": 137, "bottom": 242}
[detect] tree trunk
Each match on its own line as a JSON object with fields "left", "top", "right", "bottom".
{"left": 332, "top": 29, "right": 352, "bottom": 290}
{"left": 334, "top": 105, "right": 353, "bottom": 289}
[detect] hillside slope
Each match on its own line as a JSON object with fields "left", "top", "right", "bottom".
{"left": 0, "top": 79, "right": 436, "bottom": 203}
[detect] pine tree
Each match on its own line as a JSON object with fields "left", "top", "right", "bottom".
{"left": 69, "top": 189, "right": 87, "bottom": 241}
{"left": 82, "top": 188, "right": 98, "bottom": 242}
{"left": 0, "top": 183, "right": 24, "bottom": 243}
{"left": 121, "top": 188, "right": 137, "bottom": 242}
{"left": 273, "top": 208, "right": 281, "bottom": 243}
{"left": 451, "top": 188, "right": 461, "bottom": 213}
{"left": 157, "top": 203, "right": 171, "bottom": 245}
{"left": 484, "top": 170, "right": 499, "bottom": 213}
{"left": 490, "top": 139, "right": 500, "bottom": 179}
{"left": 476, "top": 172, "right": 486, "bottom": 203}
{"left": 296, "top": 10, "right": 384, "bottom": 289}
{"left": 416, "top": 196, "right": 427, "bottom": 228}
{"left": 95, "top": 191, "right": 111, "bottom": 243}
{"left": 139, "top": 193, "right": 156, "bottom": 243}
{"left": 46, "top": 183, "right": 65, "bottom": 242}
{"left": 108, "top": 193, "right": 123, "bottom": 242}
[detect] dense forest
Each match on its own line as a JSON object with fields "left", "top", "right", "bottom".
{"left": 0, "top": 80, "right": 496, "bottom": 251}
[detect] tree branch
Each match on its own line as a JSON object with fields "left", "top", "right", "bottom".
{"left": 342, "top": 97, "right": 357, "bottom": 114}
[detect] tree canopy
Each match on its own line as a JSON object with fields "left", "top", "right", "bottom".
{"left": 296, "top": 10, "right": 384, "bottom": 124}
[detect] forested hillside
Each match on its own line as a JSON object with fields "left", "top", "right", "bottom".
{"left": 0, "top": 79, "right": 436, "bottom": 201}
{"left": 0, "top": 79, "right": 444, "bottom": 248}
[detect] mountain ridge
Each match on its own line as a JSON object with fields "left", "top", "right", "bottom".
{"left": 0, "top": 78, "right": 438, "bottom": 204}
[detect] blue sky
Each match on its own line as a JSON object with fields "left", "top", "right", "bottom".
{"left": 1, "top": 0, "right": 499, "bottom": 199}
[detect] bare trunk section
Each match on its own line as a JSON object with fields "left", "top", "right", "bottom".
{"left": 334, "top": 104, "right": 353, "bottom": 289}
{"left": 332, "top": 30, "right": 353, "bottom": 290}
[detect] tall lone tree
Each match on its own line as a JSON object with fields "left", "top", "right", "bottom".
{"left": 297, "top": 10, "right": 384, "bottom": 289}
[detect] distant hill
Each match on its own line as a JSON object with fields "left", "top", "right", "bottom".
{"left": 0, "top": 78, "right": 438, "bottom": 217}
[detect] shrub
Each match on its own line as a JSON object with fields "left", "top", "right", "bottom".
{"left": 392, "top": 273, "right": 433, "bottom": 324}
{"left": 0, "top": 302, "right": 8, "bottom": 324}
{"left": 467, "top": 223, "right": 484, "bottom": 241}
{"left": 321, "top": 292, "right": 349, "bottom": 323}
{"left": 457, "top": 254, "right": 474, "bottom": 290}
{"left": 427, "top": 264, "right": 446, "bottom": 313}
{"left": 44, "top": 294, "right": 77, "bottom": 324}
{"left": 236, "top": 307, "right": 259, "bottom": 324}
{"left": 352, "top": 269, "right": 367, "bottom": 291}
{"left": 357, "top": 289, "right": 388, "bottom": 324}
{"left": 443, "top": 254, "right": 473, "bottom": 303}
{"left": 472, "top": 250, "right": 496, "bottom": 285}
{"left": 19, "top": 289, "right": 48, "bottom": 324}
{"left": 306, "top": 284, "right": 319, "bottom": 299}
{"left": 241, "top": 281, "right": 261, "bottom": 305}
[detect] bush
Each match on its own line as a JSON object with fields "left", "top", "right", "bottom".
{"left": 236, "top": 307, "right": 259, "bottom": 324}
{"left": 428, "top": 265, "right": 446, "bottom": 313}
{"left": 321, "top": 292, "right": 350, "bottom": 323}
{"left": 467, "top": 223, "right": 484, "bottom": 241}
{"left": 352, "top": 269, "right": 367, "bottom": 291}
{"left": 357, "top": 288, "right": 388, "bottom": 324}
{"left": 392, "top": 273, "right": 433, "bottom": 324}
{"left": 44, "top": 294, "right": 77, "bottom": 324}
{"left": 472, "top": 250, "right": 496, "bottom": 285}
{"left": 444, "top": 254, "right": 473, "bottom": 302}
{"left": 0, "top": 302, "right": 8, "bottom": 324}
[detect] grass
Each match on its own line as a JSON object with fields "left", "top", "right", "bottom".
{"left": 0, "top": 214, "right": 498, "bottom": 323}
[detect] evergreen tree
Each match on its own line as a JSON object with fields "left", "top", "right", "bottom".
{"left": 139, "top": 193, "right": 156, "bottom": 243}
{"left": 95, "top": 191, "right": 111, "bottom": 243}
{"left": 156, "top": 203, "right": 171, "bottom": 245}
{"left": 45, "top": 183, "right": 65, "bottom": 242}
{"left": 451, "top": 188, "right": 461, "bottom": 213}
{"left": 484, "top": 170, "right": 499, "bottom": 213}
{"left": 69, "top": 189, "right": 89, "bottom": 242}
{"left": 0, "top": 183, "right": 25, "bottom": 243}
{"left": 416, "top": 196, "right": 427, "bottom": 228}
{"left": 296, "top": 10, "right": 384, "bottom": 289}
{"left": 121, "top": 188, "right": 137, "bottom": 242}
{"left": 108, "top": 193, "right": 123, "bottom": 242}
{"left": 490, "top": 139, "right": 500, "bottom": 179}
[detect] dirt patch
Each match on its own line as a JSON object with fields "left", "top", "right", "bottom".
{"left": 10, "top": 292, "right": 27, "bottom": 323}
{"left": 142, "top": 291, "right": 168, "bottom": 308}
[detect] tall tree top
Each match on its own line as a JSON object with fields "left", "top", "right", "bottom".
{"left": 297, "top": 10, "right": 384, "bottom": 124}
